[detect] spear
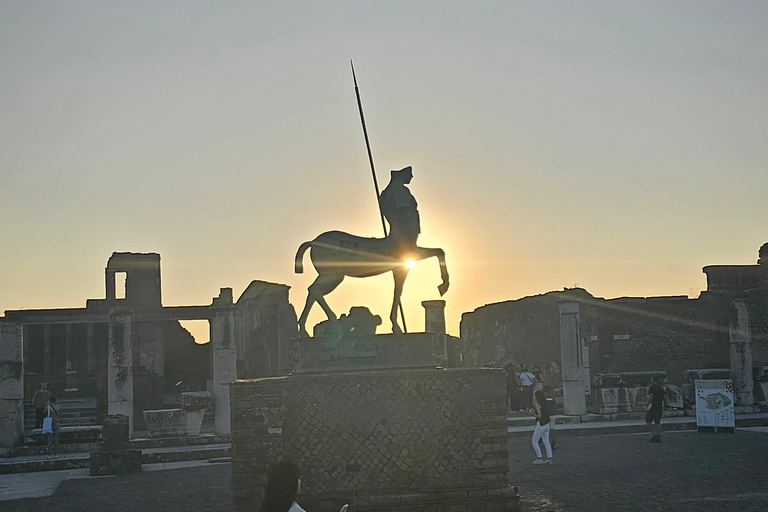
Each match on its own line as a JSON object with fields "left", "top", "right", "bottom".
{"left": 351, "top": 60, "right": 407, "bottom": 333}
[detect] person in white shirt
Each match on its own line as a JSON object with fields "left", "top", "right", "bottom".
{"left": 517, "top": 364, "right": 537, "bottom": 410}
{"left": 260, "top": 462, "right": 347, "bottom": 512}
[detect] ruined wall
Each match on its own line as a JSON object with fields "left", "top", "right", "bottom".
{"left": 234, "top": 281, "right": 297, "bottom": 379}
{"left": 461, "top": 288, "right": 768, "bottom": 385}
{"left": 460, "top": 289, "right": 594, "bottom": 387}
{"left": 595, "top": 296, "right": 729, "bottom": 383}
{"left": 230, "top": 368, "right": 509, "bottom": 512}
{"left": 163, "top": 322, "right": 210, "bottom": 392}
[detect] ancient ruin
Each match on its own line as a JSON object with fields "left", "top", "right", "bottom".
{"left": 0, "top": 252, "right": 296, "bottom": 447}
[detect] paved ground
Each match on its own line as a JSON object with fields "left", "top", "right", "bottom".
{"left": 2, "top": 429, "right": 767, "bottom": 511}
{"left": 0, "top": 464, "right": 234, "bottom": 511}
{"left": 509, "top": 428, "right": 768, "bottom": 512}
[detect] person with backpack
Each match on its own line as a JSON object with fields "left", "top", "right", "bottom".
{"left": 44, "top": 396, "right": 61, "bottom": 457}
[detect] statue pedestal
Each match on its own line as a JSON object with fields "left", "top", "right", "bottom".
{"left": 294, "top": 333, "right": 447, "bottom": 373}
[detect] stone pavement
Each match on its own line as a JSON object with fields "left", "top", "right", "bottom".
{"left": 507, "top": 411, "right": 768, "bottom": 437}
{"left": 2, "top": 427, "right": 767, "bottom": 511}
{"left": 509, "top": 428, "right": 768, "bottom": 512}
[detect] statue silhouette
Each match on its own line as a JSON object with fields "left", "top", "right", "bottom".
{"left": 295, "top": 166, "right": 449, "bottom": 337}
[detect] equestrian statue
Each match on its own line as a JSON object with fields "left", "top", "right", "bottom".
{"left": 295, "top": 166, "right": 449, "bottom": 337}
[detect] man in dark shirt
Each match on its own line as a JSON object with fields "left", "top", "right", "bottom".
{"left": 645, "top": 376, "right": 666, "bottom": 443}
{"left": 33, "top": 382, "right": 52, "bottom": 429}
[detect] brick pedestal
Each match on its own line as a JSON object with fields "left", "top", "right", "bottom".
{"left": 230, "top": 367, "right": 517, "bottom": 512}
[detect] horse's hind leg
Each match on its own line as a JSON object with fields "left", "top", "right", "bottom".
{"left": 299, "top": 274, "right": 344, "bottom": 336}
{"left": 390, "top": 267, "right": 408, "bottom": 334}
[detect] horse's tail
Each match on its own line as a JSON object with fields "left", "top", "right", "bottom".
{"left": 294, "top": 241, "right": 313, "bottom": 274}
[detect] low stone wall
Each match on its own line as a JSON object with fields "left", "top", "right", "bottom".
{"left": 230, "top": 368, "right": 515, "bottom": 512}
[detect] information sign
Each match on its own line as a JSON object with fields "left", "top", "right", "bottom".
{"left": 695, "top": 379, "right": 735, "bottom": 431}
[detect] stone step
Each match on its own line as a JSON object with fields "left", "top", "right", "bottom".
{"left": 0, "top": 442, "right": 99, "bottom": 459}
{"left": 0, "top": 453, "right": 90, "bottom": 474}
{"left": 141, "top": 444, "right": 230, "bottom": 464}
{"left": 130, "top": 433, "right": 231, "bottom": 450}
{"left": 25, "top": 425, "right": 102, "bottom": 445}
{"left": 0, "top": 444, "right": 231, "bottom": 475}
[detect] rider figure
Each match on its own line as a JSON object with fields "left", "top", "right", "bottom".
{"left": 379, "top": 166, "right": 420, "bottom": 250}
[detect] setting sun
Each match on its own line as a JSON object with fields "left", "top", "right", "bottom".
{"left": 406, "top": 258, "right": 417, "bottom": 269}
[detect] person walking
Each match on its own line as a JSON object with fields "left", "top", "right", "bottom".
{"left": 33, "top": 381, "right": 51, "bottom": 429}
{"left": 646, "top": 376, "right": 666, "bottom": 443}
{"left": 260, "top": 462, "right": 348, "bottom": 512}
{"left": 530, "top": 390, "right": 553, "bottom": 464}
{"left": 517, "top": 364, "right": 537, "bottom": 410}
{"left": 45, "top": 396, "right": 62, "bottom": 457}
{"left": 504, "top": 363, "right": 519, "bottom": 411}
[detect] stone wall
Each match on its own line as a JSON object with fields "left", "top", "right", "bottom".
{"left": 461, "top": 288, "right": 768, "bottom": 385}
{"left": 234, "top": 280, "right": 297, "bottom": 379}
{"left": 230, "top": 368, "right": 511, "bottom": 512}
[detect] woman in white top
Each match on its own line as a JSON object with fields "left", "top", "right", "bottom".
{"left": 260, "top": 462, "right": 347, "bottom": 512}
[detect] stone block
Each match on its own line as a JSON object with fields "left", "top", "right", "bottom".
{"left": 102, "top": 414, "right": 130, "bottom": 451}
{"left": 618, "top": 371, "right": 665, "bottom": 388}
{"left": 182, "top": 391, "right": 211, "bottom": 436}
{"left": 90, "top": 447, "right": 142, "bottom": 476}
{"left": 143, "top": 409, "right": 187, "bottom": 438}
{"left": 617, "top": 387, "right": 633, "bottom": 413}
{"left": 753, "top": 366, "right": 768, "bottom": 381}
{"left": 595, "top": 388, "right": 620, "bottom": 414}
{"left": 665, "top": 385, "right": 683, "bottom": 409}
{"left": 756, "top": 382, "right": 768, "bottom": 404}
{"left": 680, "top": 383, "right": 695, "bottom": 408}
{"left": 182, "top": 391, "right": 212, "bottom": 410}
{"left": 593, "top": 374, "right": 622, "bottom": 388}
{"left": 684, "top": 368, "right": 729, "bottom": 383}
{"left": 627, "top": 387, "right": 648, "bottom": 412}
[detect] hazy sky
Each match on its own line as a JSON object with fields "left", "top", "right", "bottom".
{"left": 2, "top": 1, "right": 766, "bottom": 336}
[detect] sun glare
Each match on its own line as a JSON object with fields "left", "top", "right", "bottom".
{"left": 406, "top": 258, "right": 417, "bottom": 269}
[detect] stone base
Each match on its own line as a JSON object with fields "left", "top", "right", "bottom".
{"left": 143, "top": 409, "right": 187, "bottom": 438}
{"left": 231, "top": 368, "right": 509, "bottom": 512}
{"left": 89, "top": 448, "right": 142, "bottom": 476}
{"left": 295, "top": 486, "right": 521, "bottom": 512}
{"left": 294, "top": 333, "right": 443, "bottom": 373}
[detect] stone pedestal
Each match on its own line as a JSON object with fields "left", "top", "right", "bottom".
{"left": 422, "top": 300, "right": 447, "bottom": 334}
{"left": 230, "top": 368, "right": 514, "bottom": 512}
{"left": 0, "top": 321, "right": 24, "bottom": 449}
{"left": 91, "top": 414, "right": 142, "bottom": 476}
{"left": 294, "top": 333, "right": 440, "bottom": 373}
{"left": 143, "top": 409, "right": 187, "bottom": 438}
{"left": 559, "top": 302, "right": 587, "bottom": 415}
{"left": 211, "top": 288, "right": 237, "bottom": 435}
{"left": 182, "top": 391, "right": 211, "bottom": 436}
{"left": 108, "top": 310, "right": 135, "bottom": 437}
{"left": 730, "top": 299, "right": 754, "bottom": 407}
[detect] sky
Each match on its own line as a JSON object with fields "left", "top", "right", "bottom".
{"left": 1, "top": 1, "right": 766, "bottom": 337}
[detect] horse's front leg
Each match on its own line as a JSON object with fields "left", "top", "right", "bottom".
{"left": 415, "top": 247, "right": 450, "bottom": 296}
{"left": 390, "top": 267, "right": 408, "bottom": 334}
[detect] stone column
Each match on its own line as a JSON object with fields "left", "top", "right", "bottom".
{"left": 559, "top": 301, "right": 587, "bottom": 415}
{"left": 87, "top": 323, "right": 96, "bottom": 376}
{"left": 0, "top": 321, "right": 24, "bottom": 448}
{"left": 65, "top": 323, "right": 77, "bottom": 391}
{"left": 43, "top": 323, "right": 51, "bottom": 380}
{"left": 730, "top": 299, "right": 754, "bottom": 408}
{"left": 108, "top": 309, "right": 135, "bottom": 437}
{"left": 422, "top": 300, "right": 447, "bottom": 334}
{"left": 211, "top": 288, "right": 237, "bottom": 435}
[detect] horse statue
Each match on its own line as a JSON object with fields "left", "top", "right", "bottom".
{"left": 294, "top": 166, "right": 449, "bottom": 337}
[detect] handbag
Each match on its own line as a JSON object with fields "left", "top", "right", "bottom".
{"left": 42, "top": 405, "right": 53, "bottom": 434}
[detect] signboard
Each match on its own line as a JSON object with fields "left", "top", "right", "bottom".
{"left": 695, "top": 379, "right": 735, "bottom": 431}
